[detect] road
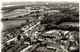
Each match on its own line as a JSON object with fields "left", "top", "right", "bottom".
{"left": 5, "top": 21, "right": 40, "bottom": 45}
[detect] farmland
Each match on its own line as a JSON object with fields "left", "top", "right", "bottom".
{"left": 2, "top": 20, "right": 26, "bottom": 31}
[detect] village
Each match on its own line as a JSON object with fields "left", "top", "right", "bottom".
{"left": 1, "top": 2, "right": 79, "bottom": 52}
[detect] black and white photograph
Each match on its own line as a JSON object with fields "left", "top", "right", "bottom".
{"left": 1, "top": 0, "right": 79, "bottom": 52}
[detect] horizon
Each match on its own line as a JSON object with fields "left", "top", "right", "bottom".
{"left": 3, "top": 1, "right": 78, "bottom": 6}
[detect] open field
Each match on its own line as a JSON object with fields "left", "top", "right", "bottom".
{"left": 2, "top": 20, "right": 26, "bottom": 31}
{"left": 59, "top": 22, "right": 79, "bottom": 27}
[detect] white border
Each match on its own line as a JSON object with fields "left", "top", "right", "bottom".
{"left": 1, "top": 0, "right": 80, "bottom": 3}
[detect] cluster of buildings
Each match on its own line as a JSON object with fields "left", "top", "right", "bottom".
{"left": 2, "top": 3, "right": 79, "bottom": 52}
{"left": 31, "top": 30, "right": 79, "bottom": 52}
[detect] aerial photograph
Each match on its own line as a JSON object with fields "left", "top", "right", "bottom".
{"left": 1, "top": 1, "right": 79, "bottom": 52}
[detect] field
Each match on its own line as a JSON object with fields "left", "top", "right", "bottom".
{"left": 59, "top": 22, "right": 79, "bottom": 27}
{"left": 2, "top": 20, "right": 26, "bottom": 31}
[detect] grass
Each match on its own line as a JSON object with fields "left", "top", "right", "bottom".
{"left": 2, "top": 19, "right": 26, "bottom": 31}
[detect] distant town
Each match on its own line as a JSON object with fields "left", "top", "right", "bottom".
{"left": 1, "top": 2, "right": 79, "bottom": 52}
